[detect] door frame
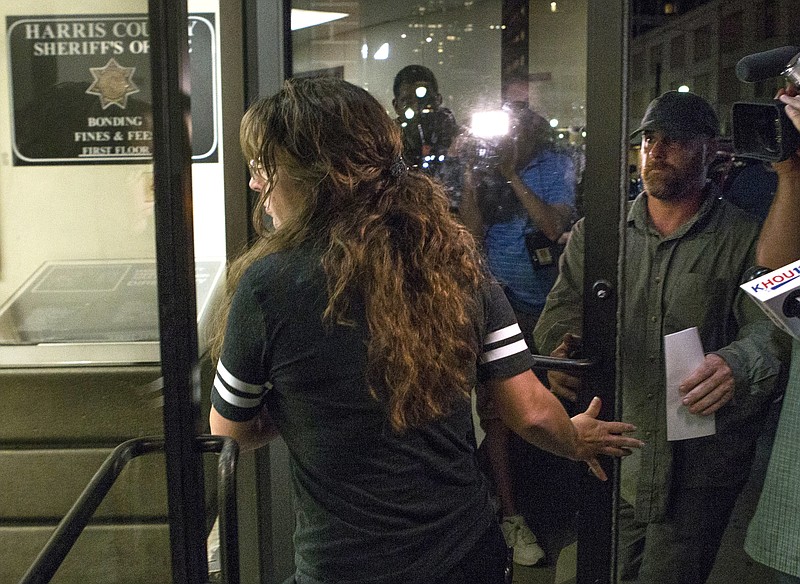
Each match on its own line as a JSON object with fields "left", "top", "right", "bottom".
{"left": 578, "top": 1, "right": 629, "bottom": 582}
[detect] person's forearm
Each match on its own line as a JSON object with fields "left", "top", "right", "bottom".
{"left": 489, "top": 370, "right": 581, "bottom": 460}
{"left": 209, "top": 406, "right": 279, "bottom": 451}
{"left": 488, "top": 369, "right": 641, "bottom": 481}
{"left": 506, "top": 174, "right": 571, "bottom": 241}
{"left": 458, "top": 174, "right": 485, "bottom": 238}
{"left": 513, "top": 398, "right": 581, "bottom": 460}
{"left": 757, "top": 154, "right": 800, "bottom": 269}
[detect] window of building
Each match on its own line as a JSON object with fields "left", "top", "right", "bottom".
{"left": 669, "top": 33, "right": 685, "bottom": 69}
{"left": 649, "top": 43, "right": 663, "bottom": 75}
{"left": 719, "top": 65, "right": 742, "bottom": 111}
{"left": 719, "top": 10, "right": 742, "bottom": 54}
{"left": 632, "top": 51, "right": 646, "bottom": 81}
{"left": 693, "top": 24, "right": 713, "bottom": 62}
{"left": 762, "top": 0, "right": 778, "bottom": 40}
{"left": 692, "top": 72, "right": 713, "bottom": 98}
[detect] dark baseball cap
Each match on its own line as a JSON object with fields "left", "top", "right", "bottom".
{"left": 631, "top": 90, "right": 719, "bottom": 139}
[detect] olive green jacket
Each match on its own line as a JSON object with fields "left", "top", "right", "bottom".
{"left": 534, "top": 191, "right": 789, "bottom": 522}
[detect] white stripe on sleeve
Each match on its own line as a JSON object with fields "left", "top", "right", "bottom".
{"left": 484, "top": 323, "right": 523, "bottom": 345}
{"left": 479, "top": 339, "right": 530, "bottom": 364}
{"left": 217, "top": 361, "right": 265, "bottom": 395}
{"left": 213, "top": 377, "right": 264, "bottom": 409}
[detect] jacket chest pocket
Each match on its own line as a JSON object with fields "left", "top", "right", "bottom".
{"left": 663, "top": 274, "right": 729, "bottom": 333}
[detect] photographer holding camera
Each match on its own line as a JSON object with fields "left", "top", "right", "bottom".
{"left": 745, "top": 86, "right": 800, "bottom": 584}
{"left": 392, "top": 65, "right": 464, "bottom": 212}
{"left": 460, "top": 105, "right": 577, "bottom": 567}
{"left": 460, "top": 106, "right": 576, "bottom": 333}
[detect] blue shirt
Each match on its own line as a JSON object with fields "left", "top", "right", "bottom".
{"left": 483, "top": 149, "right": 576, "bottom": 314}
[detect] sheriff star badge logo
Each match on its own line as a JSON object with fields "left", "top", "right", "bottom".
{"left": 85, "top": 58, "right": 140, "bottom": 109}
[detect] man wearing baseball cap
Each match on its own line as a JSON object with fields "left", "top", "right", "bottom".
{"left": 534, "top": 91, "right": 789, "bottom": 583}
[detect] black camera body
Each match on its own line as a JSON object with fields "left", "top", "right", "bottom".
{"left": 463, "top": 104, "right": 535, "bottom": 173}
{"left": 733, "top": 48, "right": 800, "bottom": 162}
{"left": 399, "top": 107, "right": 458, "bottom": 169}
{"left": 732, "top": 100, "right": 800, "bottom": 162}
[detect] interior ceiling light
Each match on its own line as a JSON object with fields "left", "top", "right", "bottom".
{"left": 374, "top": 43, "right": 390, "bottom": 60}
{"left": 291, "top": 9, "right": 349, "bottom": 31}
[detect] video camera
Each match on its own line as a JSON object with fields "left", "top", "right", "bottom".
{"left": 463, "top": 109, "right": 511, "bottom": 171}
{"left": 463, "top": 103, "right": 546, "bottom": 173}
{"left": 733, "top": 45, "right": 800, "bottom": 162}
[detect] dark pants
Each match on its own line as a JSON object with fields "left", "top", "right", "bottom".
{"left": 436, "top": 522, "right": 509, "bottom": 584}
{"left": 286, "top": 522, "right": 508, "bottom": 584}
{"left": 617, "top": 486, "right": 741, "bottom": 584}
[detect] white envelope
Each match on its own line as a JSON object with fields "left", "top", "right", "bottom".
{"left": 663, "top": 327, "right": 716, "bottom": 441}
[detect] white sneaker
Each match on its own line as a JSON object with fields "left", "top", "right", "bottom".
{"left": 500, "top": 515, "right": 546, "bottom": 566}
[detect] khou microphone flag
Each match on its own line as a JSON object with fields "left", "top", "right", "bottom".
{"left": 740, "top": 259, "right": 800, "bottom": 341}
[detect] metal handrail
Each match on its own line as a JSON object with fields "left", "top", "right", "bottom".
{"left": 19, "top": 435, "right": 239, "bottom": 584}
{"left": 200, "top": 436, "right": 240, "bottom": 584}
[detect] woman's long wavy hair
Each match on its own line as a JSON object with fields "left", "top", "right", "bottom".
{"left": 211, "top": 76, "right": 486, "bottom": 432}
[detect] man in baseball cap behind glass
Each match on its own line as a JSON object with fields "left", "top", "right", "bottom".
{"left": 534, "top": 90, "right": 788, "bottom": 583}
{"left": 632, "top": 89, "right": 720, "bottom": 140}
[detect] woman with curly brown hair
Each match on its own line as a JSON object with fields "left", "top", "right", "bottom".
{"left": 209, "top": 76, "right": 641, "bottom": 584}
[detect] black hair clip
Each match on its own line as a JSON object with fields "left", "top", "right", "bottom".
{"left": 390, "top": 156, "right": 408, "bottom": 179}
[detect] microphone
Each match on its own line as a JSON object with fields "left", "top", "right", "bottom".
{"left": 740, "top": 259, "right": 800, "bottom": 341}
{"left": 735, "top": 45, "right": 800, "bottom": 82}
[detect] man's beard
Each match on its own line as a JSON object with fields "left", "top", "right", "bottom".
{"left": 642, "top": 157, "right": 705, "bottom": 202}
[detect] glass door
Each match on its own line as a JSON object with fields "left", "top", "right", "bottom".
{"left": 286, "top": 1, "right": 627, "bottom": 583}
{"left": 0, "top": 0, "right": 238, "bottom": 581}
{"left": 619, "top": 2, "right": 795, "bottom": 583}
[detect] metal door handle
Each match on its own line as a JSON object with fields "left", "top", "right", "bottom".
{"left": 530, "top": 355, "right": 597, "bottom": 375}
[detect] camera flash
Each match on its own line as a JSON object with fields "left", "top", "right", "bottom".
{"left": 471, "top": 110, "right": 509, "bottom": 138}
